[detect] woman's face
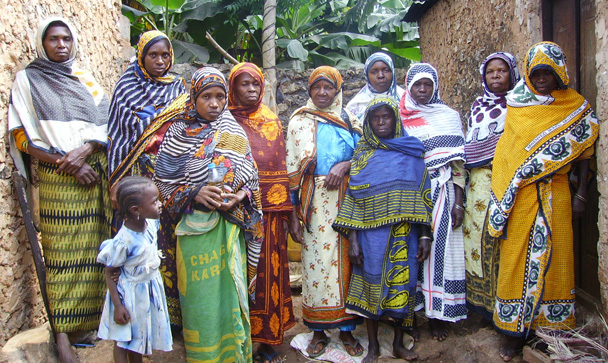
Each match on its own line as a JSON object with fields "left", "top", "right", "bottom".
{"left": 530, "top": 69, "right": 558, "bottom": 95}
{"left": 233, "top": 73, "right": 261, "bottom": 106}
{"left": 144, "top": 40, "right": 171, "bottom": 77}
{"left": 195, "top": 86, "right": 226, "bottom": 120}
{"left": 369, "top": 105, "right": 396, "bottom": 139}
{"left": 368, "top": 60, "right": 392, "bottom": 93}
{"left": 43, "top": 25, "right": 73, "bottom": 63}
{"left": 410, "top": 77, "right": 434, "bottom": 104}
{"left": 485, "top": 58, "right": 510, "bottom": 94}
{"left": 310, "top": 79, "right": 338, "bottom": 109}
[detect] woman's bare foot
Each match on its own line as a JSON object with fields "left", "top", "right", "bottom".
{"left": 393, "top": 344, "right": 417, "bottom": 361}
{"left": 429, "top": 318, "right": 449, "bottom": 341}
{"left": 394, "top": 326, "right": 417, "bottom": 361}
{"left": 362, "top": 340, "right": 379, "bottom": 363}
{"left": 56, "top": 333, "right": 79, "bottom": 363}
{"left": 499, "top": 335, "right": 524, "bottom": 362}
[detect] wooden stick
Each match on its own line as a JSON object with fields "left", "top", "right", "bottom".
{"left": 13, "top": 171, "right": 55, "bottom": 335}
{"left": 205, "top": 31, "right": 239, "bottom": 65}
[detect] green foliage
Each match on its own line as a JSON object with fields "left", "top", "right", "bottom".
{"left": 121, "top": 0, "right": 419, "bottom": 68}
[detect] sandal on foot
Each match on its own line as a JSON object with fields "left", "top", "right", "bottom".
{"left": 257, "top": 350, "right": 280, "bottom": 363}
{"left": 307, "top": 337, "right": 330, "bottom": 358}
{"left": 342, "top": 339, "right": 364, "bottom": 357}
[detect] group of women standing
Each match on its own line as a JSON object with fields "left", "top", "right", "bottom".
{"left": 8, "top": 16, "right": 599, "bottom": 363}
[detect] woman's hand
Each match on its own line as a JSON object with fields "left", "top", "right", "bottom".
{"left": 110, "top": 184, "right": 118, "bottom": 209}
{"left": 56, "top": 142, "right": 96, "bottom": 175}
{"left": 194, "top": 185, "right": 224, "bottom": 210}
{"left": 74, "top": 163, "right": 100, "bottom": 186}
{"left": 348, "top": 232, "right": 363, "bottom": 266}
{"left": 324, "top": 161, "right": 351, "bottom": 191}
{"left": 417, "top": 238, "right": 431, "bottom": 262}
{"left": 288, "top": 208, "right": 304, "bottom": 244}
{"left": 451, "top": 185, "right": 464, "bottom": 229}
{"left": 113, "top": 304, "right": 130, "bottom": 325}
{"left": 217, "top": 190, "right": 246, "bottom": 211}
{"left": 572, "top": 198, "right": 586, "bottom": 219}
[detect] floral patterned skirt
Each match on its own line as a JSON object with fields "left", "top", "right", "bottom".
{"left": 301, "top": 176, "right": 361, "bottom": 329}
{"left": 250, "top": 212, "right": 295, "bottom": 344}
{"left": 463, "top": 167, "right": 500, "bottom": 320}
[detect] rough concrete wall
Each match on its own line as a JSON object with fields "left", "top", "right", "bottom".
{"left": 0, "top": 1, "right": 130, "bottom": 344}
{"left": 594, "top": 0, "right": 608, "bottom": 313}
{"left": 417, "top": 0, "right": 540, "bottom": 120}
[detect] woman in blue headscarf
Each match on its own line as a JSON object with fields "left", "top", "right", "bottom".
{"left": 346, "top": 52, "right": 405, "bottom": 121}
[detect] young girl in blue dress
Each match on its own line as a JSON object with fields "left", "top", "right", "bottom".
{"left": 97, "top": 176, "right": 172, "bottom": 362}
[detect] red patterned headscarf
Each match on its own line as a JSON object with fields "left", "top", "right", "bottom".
{"left": 228, "top": 62, "right": 265, "bottom": 122}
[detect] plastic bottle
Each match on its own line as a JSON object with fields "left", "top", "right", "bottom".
{"left": 207, "top": 163, "right": 224, "bottom": 190}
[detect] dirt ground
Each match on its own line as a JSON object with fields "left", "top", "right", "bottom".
{"left": 76, "top": 287, "right": 523, "bottom": 363}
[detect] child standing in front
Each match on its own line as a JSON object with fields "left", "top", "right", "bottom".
{"left": 97, "top": 176, "right": 173, "bottom": 363}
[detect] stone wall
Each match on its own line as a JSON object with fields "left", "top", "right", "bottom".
{"left": 0, "top": 1, "right": 130, "bottom": 344}
{"left": 171, "top": 63, "right": 408, "bottom": 126}
{"left": 594, "top": 0, "right": 608, "bottom": 312}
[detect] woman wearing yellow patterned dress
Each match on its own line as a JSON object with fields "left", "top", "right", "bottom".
{"left": 228, "top": 62, "right": 295, "bottom": 363}
{"left": 488, "top": 42, "right": 599, "bottom": 361}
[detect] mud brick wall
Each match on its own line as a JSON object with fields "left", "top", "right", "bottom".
{"left": 0, "top": 1, "right": 130, "bottom": 344}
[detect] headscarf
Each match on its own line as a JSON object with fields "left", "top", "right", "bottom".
{"left": 286, "top": 66, "right": 362, "bottom": 226}
{"left": 346, "top": 52, "right": 405, "bottom": 121}
{"left": 399, "top": 63, "right": 465, "bottom": 169}
{"left": 154, "top": 67, "right": 263, "bottom": 294}
{"left": 107, "top": 30, "right": 186, "bottom": 180}
{"left": 228, "top": 62, "right": 265, "bottom": 122}
{"left": 228, "top": 62, "right": 292, "bottom": 212}
{"left": 464, "top": 52, "right": 520, "bottom": 168}
{"left": 8, "top": 16, "right": 109, "bottom": 174}
{"left": 333, "top": 97, "right": 432, "bottom": 232}
{"left": 292, "top": 66, "right": 353, "bottom": 130}
{"left": 35, "top": 17, "right": 79, "bottom": 64}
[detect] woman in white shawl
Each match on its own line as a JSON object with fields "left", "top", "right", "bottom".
{"left": 8, "top": 17, "right": 111, "bottom": 362}
{"left": 399, "top": 63, "right": 467, "bottom": 341}
{"left": 346, "top": 52, "right": 405, "bottom": 121}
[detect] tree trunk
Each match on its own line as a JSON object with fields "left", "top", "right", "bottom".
{"left": 262, "top": 0, "right": 278, "bottom": 114}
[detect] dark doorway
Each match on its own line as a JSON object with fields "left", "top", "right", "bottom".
{"left": 541, "top": 0, "right": 601, "bottom": 303}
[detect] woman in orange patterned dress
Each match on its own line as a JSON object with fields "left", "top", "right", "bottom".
{"left": 228, "top": 62, "right": 295, "bottom": 363}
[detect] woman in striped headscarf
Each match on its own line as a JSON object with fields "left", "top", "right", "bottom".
{"left": 155, "top": 67, "right": 263, "bottom": 362}
{"left": 399, "top": 63, "right": 467, "bottom": 341}
{"left": 489, "top": 42, "right": 598, "bottom": 361}
{"left": 286, "top": 66, "right": 364, "bottom": 358}
{"left": 228, "top": 62, "right": 295, "bottom": 363}
{"left": 346, "top": 52, "right": 405, "bottom": 121}
{"left": 106, "top": 30, "right": 187, "bottom": 326}
{"left": 8, "top": 17, "right": 112, "bottom": 362}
